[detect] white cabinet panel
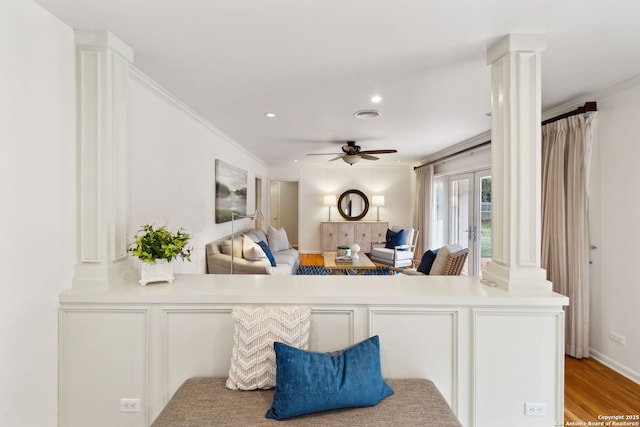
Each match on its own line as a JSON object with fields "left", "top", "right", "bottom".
{"left": 370, "top": 308, "right": 458, "bottom": 409}
{"left": 473, "top": 309, "right": 564, "bottom": 427}
{"left": 59, "top": 307, "right": 149, "bottom": 427}
{"left": 309, "top": 308, "right": 355, "bottom": 352}
{"left": 338, "top": 223, "right": 355, "bottom": 247}
{"left": 354, "top": 222, "right": 372, "bottom": 252}
{"left": 161, "top": 308, "right": 235, "bottom": 401}
{"left": 321, "top": 222, "right": 338, "bottom": 251}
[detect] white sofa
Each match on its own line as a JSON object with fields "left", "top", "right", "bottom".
{"left": 205, "top": 228, "right": 299, "bottom": 274}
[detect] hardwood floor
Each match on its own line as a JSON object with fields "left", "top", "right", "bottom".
{"left": 300, "top": 253, "right": 388, "bottom": 267}
{"left": 565, "top": 356, "right": 640, "bottom": 423}
{"left": 300, "top": 255, "right": 640, "bottom": 422}
{"left": 300, "top": 253, "right": 323, "bottom": 266}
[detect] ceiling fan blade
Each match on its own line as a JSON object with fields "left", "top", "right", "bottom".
{"left": 307, "top": 152, "right": 343, "bottom": 156}
{"left": 328, "top": 156, "right": 343, "bottom": 162}
{"left": 359, "top": 149, "right": 397, "bottom": 155}
{"left": 360, "top": 154, "right": 379, "bottom": 161}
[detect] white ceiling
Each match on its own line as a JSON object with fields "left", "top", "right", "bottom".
{"left": 36, "top": 0, "right": 640, "bottom": 167}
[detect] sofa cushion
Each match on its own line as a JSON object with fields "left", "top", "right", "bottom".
{"left": 370, "top": 247, "right": 414, "bottom": 262}
{"left": 385, "top": 228, "right": 405, "bottom": 249}
{"left": 268, "top": 226, "right": 290, "bottom": 252}
{"left": 243, "top": 235, "right": 267, "bottom": 261}
{"left": 429, "top": 244, "right": 463, "bottom": 275}
{"left": 265, "top": 335, "right": 394, "bottom": 420}
{"left": 257, "top": 241, "right": 277, "bottom": 267}
{"left": 273, "top": 252, "right": 295, "bottom": 267}
{"left": 253, "top": 228, "right": 268, "bottom": 242}
{"left": 244, "top": 230, "right": 260, "bottom": 243}
{"left": 226, "top": 306, "right": 310, "bottom": 391}
{"left": 417, "top": 249, "right": 438, "bottom": 275}
{"left": 221, "top": 236, "right": 243, "bottom": 258}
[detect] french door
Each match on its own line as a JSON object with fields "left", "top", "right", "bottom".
{"left": 447, "top": 169, "right": 492, "bottom": 276}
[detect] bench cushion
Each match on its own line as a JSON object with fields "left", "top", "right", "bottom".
{"left": 151, "top": 378, "right": 462, "bottom": 426}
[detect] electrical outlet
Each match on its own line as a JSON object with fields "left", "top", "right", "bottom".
{"left": 120, "top": 398, "right": 141, "bottom": 412}
{"left": 525, "top": 402, "right": 547, "bottom": 416}
{"left": 609, "top": 331, "right": 626, "bottom": 346}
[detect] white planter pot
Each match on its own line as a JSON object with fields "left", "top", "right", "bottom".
{"left": 139, "top": 259, "right": 174, "bottom": 286}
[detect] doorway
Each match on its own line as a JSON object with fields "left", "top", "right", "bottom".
{"left": 436, "top": 168, "right": 492, "bottom": 276}
{"left": 269, "top": 181, "right": 299, "bottom": 247}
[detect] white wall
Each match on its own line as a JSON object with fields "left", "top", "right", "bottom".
{"left": 129, "top": 72, "right": 268, "bottom": 273}
{"left": 589, "top": 80, "right": 640, "bottom": 382}
{"left": 0, "top": 1, "right": 76, "bottom": 426}
{"left": 269, "top": 164, "right": 415, "bottom": 252}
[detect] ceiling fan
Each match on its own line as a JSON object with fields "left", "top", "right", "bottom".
{"left": 307, "top": 141, "right": 397, "bottom": 165}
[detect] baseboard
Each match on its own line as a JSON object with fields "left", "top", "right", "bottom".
{"left": 590, "top": 348, "right": 640, "bottom": 386}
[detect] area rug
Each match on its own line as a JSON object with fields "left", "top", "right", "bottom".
{"left": 296, "top": 265, "right": 391, "bottom": 276}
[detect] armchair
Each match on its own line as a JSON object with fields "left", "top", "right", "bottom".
{"left": 395, "top": 244, "right": 469, "bottom": 276}
{"left": 369, "top": 226, "right": 419, "bottom": 268}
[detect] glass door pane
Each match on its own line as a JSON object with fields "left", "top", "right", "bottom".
{"left": 476, "top": 170, "right": 492, "bottom": 273}
{"left": 449, "top": 174, "right": 472, "bottom": 275}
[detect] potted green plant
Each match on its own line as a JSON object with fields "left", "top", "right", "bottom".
{"left": 129, "top": 224, "right": 192, "bottom": 286}
{"left": 337, "top": 245, "right": 351, "bottom": 257}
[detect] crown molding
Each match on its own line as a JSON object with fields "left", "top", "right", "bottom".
{"left": 129, "top": 67, "right": 267, "bottom": 167}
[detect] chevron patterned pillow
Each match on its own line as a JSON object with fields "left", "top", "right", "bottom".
{"left": 226, "top": 306, "right": 311, "bottom": 390}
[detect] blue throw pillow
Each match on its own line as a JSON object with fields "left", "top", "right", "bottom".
{"left": 385, "top": 228, "right": 405, "bottom": 249}
{"left": 265, "top": 335, "right": 394, "bottom": 420}
{"left": 257, "top": 240, "right": 277, "bottom": 267}
{"left": 416, "top": 249, "right": 438, "bottom": 274}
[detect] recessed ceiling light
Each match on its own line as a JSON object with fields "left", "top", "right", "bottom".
{"left": 370, "top": 95, "right": 382, "bottom": 103}
{"left": 264, "top": 112, "right": 276, "bottom": 118}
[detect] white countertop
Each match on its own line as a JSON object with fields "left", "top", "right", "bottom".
{"left": 60, "top": 273, "right": 569, "bottom": 307}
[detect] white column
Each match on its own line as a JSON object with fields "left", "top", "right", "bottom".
{"left": 483, "top": 34, "right": 551, "bottom": 292}
{"left": 72, "top": 31, "right": 134, "bottom": 289}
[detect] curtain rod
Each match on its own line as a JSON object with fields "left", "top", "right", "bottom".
{"left": 414, "top": 141, "right": 490, "bottom": 170}
{"left": 415, "top": 101, "right": 597, "bottom": 171}
{"left": 542, "top": 101, "right": 597, "bottom": 126}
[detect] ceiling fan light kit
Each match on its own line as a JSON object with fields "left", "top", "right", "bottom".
{"left": 307, "top": 140, "right": 397, "bottom": 165}
{"left": 342, "top": 155, "right": 361, "bottom": 165}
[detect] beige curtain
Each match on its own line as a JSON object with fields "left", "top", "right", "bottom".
{"left": 413, "top": 164, "right": 433, "bottom": 257}
{"left": 541, "top": 114, "right": 591, "bottom": 359}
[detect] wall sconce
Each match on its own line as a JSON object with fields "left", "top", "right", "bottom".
{"left": 323, "top": 195, "right": 337, "bottom": 221}
{"left": 372, "top": 195, "right": 385, "bottom": 221}
{"left": 231, "top": 209, "right": 265, "bottom": 274}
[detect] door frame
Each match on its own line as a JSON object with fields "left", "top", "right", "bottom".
{"left": 446, "top": 168, "right": 491, "bottom": 276}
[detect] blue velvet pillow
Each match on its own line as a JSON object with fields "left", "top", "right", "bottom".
{"left": 265, "top": 335, "right": 394, "bottom": 420}
{"left": 385, "top": 228, "right": 405, "bottom": 249}
{"left": 257, "top": 240, "right": 277, "bottom": 267}
{"left": 416, "top": 249, "right": 438, "bottom": 274}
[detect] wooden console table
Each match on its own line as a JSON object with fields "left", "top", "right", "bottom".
{"left": 321, "top": 221, "right": 388, "bottom": 252}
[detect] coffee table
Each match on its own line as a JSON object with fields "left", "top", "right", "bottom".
{"left": 323, "top": 251, "right": 378, "bottom": 275}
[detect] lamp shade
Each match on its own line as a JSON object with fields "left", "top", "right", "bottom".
{"left": 372, "top": 195, "right": 385, "bottom": 207}
{"left": 323, "top": 195, "right": 337, "bottom": 206}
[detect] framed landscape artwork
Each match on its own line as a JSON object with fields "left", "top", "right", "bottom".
{"left": 215, "top": 159, "right": 247, "bottom": 223}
